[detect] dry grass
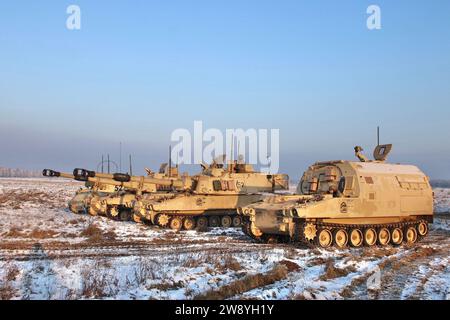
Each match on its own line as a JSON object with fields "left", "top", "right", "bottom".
{"left": 181, "top": 252, "right": 243, "bottom": 273}
{"left": 215, "top": 255, "right": 242, "bottom": 272}
{"left": 319, "top": 259, "right": 357, "bottom": 281}
{"left": 205, "top": 266, "right": 215, "bottom": 275}
{"left": 147, "top": 281, "right": 184, "bottom": 291}
{"left": 61, "top": 232, "right": 78, "bottom": 238}
{"left": 194, "top": 264, "right": 288, "bottom": 300}
{"left": 364, "top": 247, "right": 398, "bottom": 259}
{"left": 0, "top": 283, "right": 16, "bottom": 300}
{"left": 6, "top": 265, "right": 20, "bottom": 282}
{"left": 29, "top": 228, "right": 59, "bottom": 239}
{"left": 291, "top": 293, "right": 307, "bottom": 300}
{"left": 80, "top": 223, "right": 116, "bottom": 242}
{"left": 3, "top": 227, "right": 60, "bottom": 239}
{"left": 0, "top": 190, "right": 52, "bottom": 208}
{"left": 279, "top": 260, "right": 301, "bottom": 272}
{"left": 338, "top": 273, "right": 375, "bottom": 299}
{"left": 81, "top": 267, "right": 119, "bottom": 298}
{"left": 3, "top": 227, "right": 26, "bottom": 238}
{"left": 340, "top": 286, "right": 353, "bottom": 298}
{"left": 134, "top": 258, "right": 156, "bottom": 285}
{"left": 80, "top": 223, "right": 103, "bottom": 239}
{"left": 183, "top": 254, "right": 205, "bottom": 268}
{"left": 283, "top": 247, "right": 301, "bottom": 260}
{"left": 380, "top": 247, "right": 437, "bottom": 272}
{"left": 308, "top": 257, "right": 330, "bottom": 267}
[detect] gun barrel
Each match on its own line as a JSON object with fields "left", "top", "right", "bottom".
{"left": 42, "top": 169, "right": 75, "bottom": 179}
{"left": 74, "top": 168, "right": 186, "bottom": 189}
{"left": 112, "top": 173, "right": 185, "bottom": 188}
{"left": 72, "top": 169, "right": 139, "bottom": 182}
{"left": 85, "top": 176, "right": 123, "bottom": 187}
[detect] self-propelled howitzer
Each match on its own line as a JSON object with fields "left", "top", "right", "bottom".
{"left": 42, "top": 169, "right": 117, "bottom": 214}
{"left": 125, "top": 158, "right": 289, "bottom": 230}
{"left": 73, "top": 167, "right": 190, "bottom": 221}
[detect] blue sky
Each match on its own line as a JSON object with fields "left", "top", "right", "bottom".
{"left": 0, "top": 0, "right": 449, "bottom": 178}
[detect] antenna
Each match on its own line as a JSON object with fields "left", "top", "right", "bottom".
{"left": 119, "top": 142, "right": 122, "bottom": 173}
{"left": 129, "top": 154, "right": 133, "bottom": 176}
{"left": 229, "top": 134, "right": 234, "bottom": 173}
{"left": 377, "top": 126, "right": 380, "bottom": 146}
{"left": 107, "top": 154, "right": 110, "bottom": 174}
{"left": 230, "top": 134, "right": 234, "bottom": 161}
{"left": 169, "top": 145, "right": 172, "bottom": 177}
{"left": 237, "top": 140, "right": 240, "bottom": 162}
{"left": 101, "top": 155, "right": 104, "bottom": 173}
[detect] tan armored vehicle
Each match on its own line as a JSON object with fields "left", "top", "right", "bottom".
{"left": 43, "top": 169, "right": 117, "bottom": 214}
{"left": 238, "top": 144, "right": 433, "bottom": 248}
{"left": 72, "top": 164, "right": 183, "bottom": 222}
{"left": 128, "top": 156, "right": 289, "bottom": 230}
{"left": 43, "top": 164, "right": 180, "bottom": 218}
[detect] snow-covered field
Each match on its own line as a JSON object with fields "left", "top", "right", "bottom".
{"left": 0, "top": 178, "right": 449, "bottom": 300}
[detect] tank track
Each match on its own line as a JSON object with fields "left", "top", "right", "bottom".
{"left": 104, "top": 206, "right": 133, "bottom": 222}
{"left": 78, "top": 203, "right": 135, "bottom": 222}
{"left": 72, "top": 201, "right": 244, "bottom": 231}
{"left": 242, "top": 217, "right": 430, "bottom": 248}
{"left": 152, "top": 213, "right": 243, "bottom": 231}
{"left": 241, "top": 217, "right": 290, "bottom": 244}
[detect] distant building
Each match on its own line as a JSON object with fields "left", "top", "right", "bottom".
{"left": 0, "top": 167, "right": 41, "bottom": 178}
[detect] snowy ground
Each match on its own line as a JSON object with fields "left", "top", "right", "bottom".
{"left": 0, "top": 178, "right": 449, "bottom": 300}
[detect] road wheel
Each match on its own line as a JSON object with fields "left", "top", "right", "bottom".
{"left": 109, "top": 206, "right": 119, "bottom": 218}
{"left": 119, "top": 210, "right": 130, "bottom": 221}
{"left": 88, "top": 207, "right": 98, "bottom": 216}
{"left": 232, "top": 216, "right": 242, "bottom": 227}
{"left": 183, "top": 217, "right": 196, "bottom": 230}
{"left": 266, "top": 236, "right": 278, "bottom": 244}
{"left": 132, "top": 213, "right": 142, "bottom": 223}
{"left": 156, "top": 214, "right": 170, "bottom": 228}
{"left": 418, "top": 221, "right": 428, "bottom": 237}
{"left": 334, "top": 229, "right": 349, "bottom": 248}
{"left": 378, "top": 228, "right": 391, "bottom": 246}
{"left": 317, "top": 229, "right": 333, "bottom": 248}
{"left": 169, "top": 217, "right": 182, "bottom": 231}
{"left": 196, "top": 217, "right": 208, "bottom": 231}
{"left": 391, "top": 228, "right": 403, "bottom": 245}
{"left": 406, "top": 226, "right": 418, "bottom": 244}
{"left": 221, "top": 215, "right": 232, "bottom": 228}
{"left": 364, "top": 228, "right": 377, "bottom": 246}
{"left": 349, "top": 228, "right": 363, "bottom": 247}
{"left": 249, "top": 222, "right": 263, "bottom": 238}
{"left": 209, "top": 216, "right": 220, "bottom": 228}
